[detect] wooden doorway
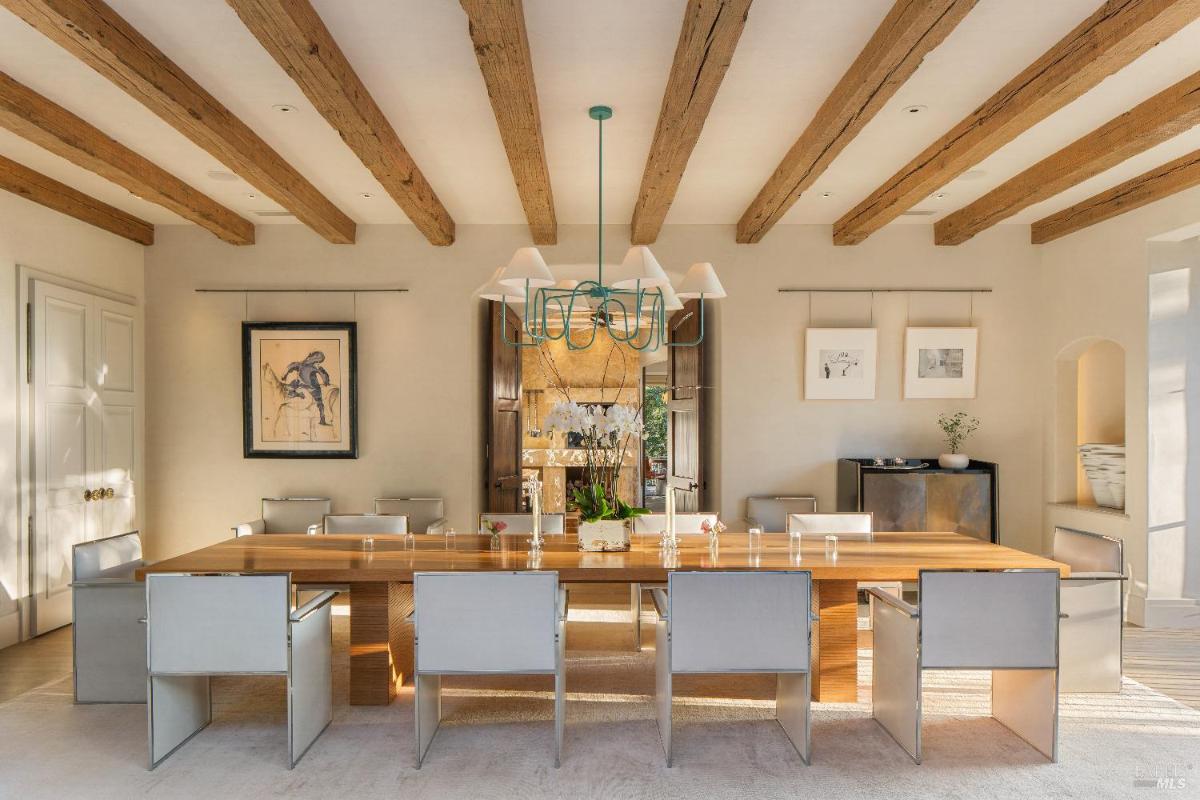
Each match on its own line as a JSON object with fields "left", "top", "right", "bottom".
{"left": 667, "top": 299, "right": 709, "bottom": 511}
{"left": 485, "top": 301, "right": 524, "bottom": 513}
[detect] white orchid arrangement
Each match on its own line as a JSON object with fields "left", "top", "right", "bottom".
{"left": 545, "top": 401, "right": 648, "bottom": 523}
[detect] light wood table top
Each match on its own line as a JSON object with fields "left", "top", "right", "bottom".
{"left": 140, "top": 531, "right": 1069, "bottom": 583}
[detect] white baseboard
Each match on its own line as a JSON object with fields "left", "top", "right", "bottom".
{"left": 1130, "top": 594, "right": 1200, "bottom": 629}
{"left": 0, "top": 611, "right": 18, "bottom": 650}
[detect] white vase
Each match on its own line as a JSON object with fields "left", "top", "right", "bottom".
{"left": 578, "top": 519, "right": 631, "bottom": 552}
{"left": 938, "top": 453, "right": 969, "bottom": 469}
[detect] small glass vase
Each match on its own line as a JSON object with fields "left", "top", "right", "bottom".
{"left": 490, "top": 532, "right": 502, "bottom": 550}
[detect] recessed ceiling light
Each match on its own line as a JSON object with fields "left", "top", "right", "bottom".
{"left": 360, "top": 192, "right": 373, "bottom": 199}
{"left": 246, "top": 193, "right": 258, "bottom": 200}
{"left": 820, "top": 191, "right": 834, "bottom": 198}
{"left": 934, "top": 192, "right": 947, "bottom": 199}
{"left": 272, "top": 104, "right": 297, "bottom": 114}
{"left": 901, "top": 104, "right": 927, "bottom": 115}
{"left": 207, "top": 170, "right": 238, "bottom": 182}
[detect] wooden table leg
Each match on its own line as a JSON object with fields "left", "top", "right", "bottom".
{"left": 349, "top": 582, "right": 413, "bottom": 705}
{"left": 811, "top": 579, "right": 858, "bottom": 702}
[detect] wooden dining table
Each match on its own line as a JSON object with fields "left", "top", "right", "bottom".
{"left": 139, "top": 530, "right": 1069, "bottom": 705}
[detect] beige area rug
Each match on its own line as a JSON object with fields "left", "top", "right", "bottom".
{"left": 0, "top": 607, "right": 1198, "bottom": 800}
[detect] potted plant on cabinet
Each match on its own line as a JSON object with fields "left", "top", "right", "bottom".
{"left": 545, "top": 401, "right": 648, "bottom": 550}
{"left": 937, "top": 411, "right": 980, "bottom": 469}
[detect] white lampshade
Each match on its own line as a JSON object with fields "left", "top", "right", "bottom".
{"left": 476, "top": 266, "right": 526, "bottom": 303}
{"left": 609, "top": 245, "right": 670, "bottom": 289}
{"left": 659, "top": 281, "right": 685, "bottom": 311}
{"left": 676, "top": 262, "right": 726, "bottom": 299}
{"left": 498, "top": 246, "right": 554, "bottom": 288}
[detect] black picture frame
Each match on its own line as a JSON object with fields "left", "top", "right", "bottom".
{"left": 241, "top": 321, "right": 358, "bottom": 458}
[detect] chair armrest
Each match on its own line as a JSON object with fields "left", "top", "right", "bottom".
{"left": 1062, "top": 571, "right": 1126, "bottom": 581}
{"left": 866, "top": 587, "right": 919, "bottom": 618}
{"left": 650, "top": 588, "right": 669, "bottom": 619}
{"left": 426, "top": 518, "right": 447, "bottom": 535}
{"left": 71, "top": 577, "right": 142, "bottom": 588}
{"left": 234, "top": 519, "right": 266, "bottom": 537}
{"left": 290, "top": 590, "right": 338, "bottom": 622}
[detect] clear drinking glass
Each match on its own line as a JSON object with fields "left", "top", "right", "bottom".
{"left": 362, "top": 536, "right": 375, "bottom": 550}
{"left": 824, "top": 534, "right": 838, "bottom": 560}
{"left": 445, "top": 527, "right": 456, "bottom": 550}
{"left": 748, "top": 526, "right": 763, "bottom": 550}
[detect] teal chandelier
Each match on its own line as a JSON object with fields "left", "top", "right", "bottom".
{"left": 477, "top": 105, "right": 725, "bottom": 351}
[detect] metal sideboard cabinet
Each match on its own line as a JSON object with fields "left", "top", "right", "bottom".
{"left": 836, "top": 458, "right": 998, "bottom": 543}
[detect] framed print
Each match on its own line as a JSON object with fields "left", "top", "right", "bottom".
{"left": 904, "top": 327, "right": 978, "bottom": 399}
{"left": 242, "top": 322, "right": 358, "bottom": 458}
{"left": 805, "top": 328, "right": 878, "bottom": 400}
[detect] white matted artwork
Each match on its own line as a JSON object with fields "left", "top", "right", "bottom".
{"left": 805, "top": 328, "right": 877, "bottom": 400}
{"left": 904, "top": 327, "right": 978, "bottom": 399}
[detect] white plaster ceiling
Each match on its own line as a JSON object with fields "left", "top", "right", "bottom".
{"left": 0, "top": 0, "right": 1198, "bottom": 235}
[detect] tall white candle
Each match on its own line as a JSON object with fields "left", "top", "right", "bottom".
{"left": 666, "top": 487, "right": 676, "bottom": 541}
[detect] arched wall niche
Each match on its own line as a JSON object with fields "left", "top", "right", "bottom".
{"left": 1054, "top": 337, "right": 1127, "bottom": 507}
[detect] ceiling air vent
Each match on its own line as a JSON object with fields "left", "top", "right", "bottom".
{"left": 900, "top": 209, "right": 937, "bottom": 216}
{"left": 253, "top": 210, "right": 295, "bottom": 218}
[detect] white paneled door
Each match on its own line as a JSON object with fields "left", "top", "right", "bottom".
{"left": 30, "top": 280, "right": 138, "bottom": 635}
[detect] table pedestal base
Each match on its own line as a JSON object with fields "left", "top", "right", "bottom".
{"left": 812, "top": 579, "right": 858, "bottom": 702}
{"left": 349, "top": 582, "right": 413, "bottom": 705}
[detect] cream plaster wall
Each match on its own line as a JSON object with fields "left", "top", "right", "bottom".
{"left": 0, "top": 193, "right": 145, "bottom": 647}
{"left": 1039, "top": 184, "right": 1200, "bottom": 627}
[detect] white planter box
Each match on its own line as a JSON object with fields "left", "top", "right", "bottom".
{"left": 578, "top": 519, "right": 631, "bottom": 552}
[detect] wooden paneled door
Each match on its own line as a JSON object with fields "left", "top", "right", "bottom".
{"left": 667, "top": 299, "right": 706, "bottom": 511}
{"left": 486, "top": 301, "right": 524, "bottom": 513}
{"left": 29, "top": 280, "right": 138, "bottom": 635}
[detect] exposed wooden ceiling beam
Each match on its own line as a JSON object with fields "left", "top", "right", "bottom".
{"left": 631, "top": 0, "right": 752, "bottom": 245}
{"left": 0, "top": 71, "right": 254, "bottom": 245}
{"left": 834, "top": 0, "right": 1200, "bottom": 246}
{"left": 0, "top": 153, "right": 153, "bottom": 244}
{"left": 937, "top": 70, "right": 1200, "bottom": 245}
{"left": 0, "top": 0, "right": 356, "bottom": 244}
{"left": 1031, "top": 148, "right": 1200, "bottom": 243}
{"left": 228, "top": 0, "right": 455, "bottom": 246}
{"left": 460, "top": 0, "right": 555, "bottom": 245}
{"left": 737, "top": 0, "right": 977, "bottom": 244}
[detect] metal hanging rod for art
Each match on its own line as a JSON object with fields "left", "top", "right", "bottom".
{"left": 194, "top": 288, "right": 408, "bottom": 293}
{"left": 778, "top": 287, "right": 991, "bottom": 293}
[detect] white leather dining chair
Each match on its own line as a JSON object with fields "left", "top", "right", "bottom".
{"left": 869, "top": 569, "right": 1061, "bottom": 764}
{"left": 477, "top": 513, "right": 565, "bottom": 534}
{"left": 786, "top": 512, "right": 872, "bottom": 537}
{"left": 376, "top": 497, "right": 446, "bottom": 534}
{"left": 233, "top": 497, "right": 331, "bottom": 536}
{"left": 629, "top": 513, "right": 719, "bottom": 651}
{"left": 145, "top": 573, "right": 337, "bottom": 769}
{"left": 1053, "top": 527, "right": 1125, "bottom": 692}
{"left": 788, "top": 513, "right": 899, "bottom": 630}
{"left": 413, "top": 571, "right": 566, "bottom": 768}
{"left": 323, "top": 513, "right": 409, "bottom": 535}
{"left": 745, "top": 496, "right": 818, "bottom": 532}
{"left": 71, "top": 531, "right": 146, "bottom": 703}
{"left": 651, "top": 571, "right": 814, "bottom": 766}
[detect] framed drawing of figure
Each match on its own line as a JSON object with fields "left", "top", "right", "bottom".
{"left": 242, "top": 322, "right": 358, "bottom": 458}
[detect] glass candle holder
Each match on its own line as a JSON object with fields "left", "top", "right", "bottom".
{"left": 362, "top": 536, "right": 375, "bottom": 550}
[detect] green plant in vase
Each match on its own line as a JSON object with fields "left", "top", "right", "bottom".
{"left": 937, "top": 411, "right": 980, "bottom": 469}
